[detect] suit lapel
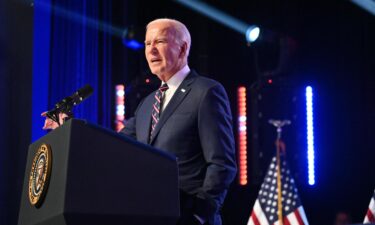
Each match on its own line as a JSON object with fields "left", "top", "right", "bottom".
{"left": 149, "top": 71, "right": 197, "bottom": 144}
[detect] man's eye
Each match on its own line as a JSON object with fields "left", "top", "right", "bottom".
{"left": 157, "top": 40, "right": 166, "bottom": 44}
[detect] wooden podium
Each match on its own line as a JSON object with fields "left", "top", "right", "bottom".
{"left": 18, "top": 119, "right": 180, "bottom": 225}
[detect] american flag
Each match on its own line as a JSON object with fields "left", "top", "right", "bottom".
{"left": 364, "top": 189, "right": 375, "bottom": 224}
{"left": 247, "top": 156, "right": 309, "bottom": 225}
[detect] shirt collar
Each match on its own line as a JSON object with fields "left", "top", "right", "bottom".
{"left": 162, "top": 65, "right": 190, "bottom": 89}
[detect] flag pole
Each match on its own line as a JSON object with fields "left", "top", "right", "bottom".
{"left": 269, "top": 119, "right": 291, "bottom": 225}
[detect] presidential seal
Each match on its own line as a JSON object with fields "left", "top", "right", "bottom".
{"left": 28, "top": 143, "right": 52, "bottom": 207}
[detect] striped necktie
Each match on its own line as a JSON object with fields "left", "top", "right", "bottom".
{"left": 150, "top": 83, "right": 169, "bottom": 137}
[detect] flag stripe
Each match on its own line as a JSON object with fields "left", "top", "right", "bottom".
{"left": 284, "top": 217, "right": 291, "bottom": 225}
{"left": 369, "top": 198, "right": 375, "bottom": 215}
{"left": 287, "top": 212, "right": 299, "bottom": 225}
{"left": 298, "top": 206, "right": 309, "bottom": 225}
{"left": 364, "top": 191, "right": 375, "bottom": 224}
{"left": 366, "top": 209, "right": 375, "bottom": 223}
{"left": 294, "top": 208, "right": 304, "bottom": 225}
{"left": 247, "top": 215, "right": 255, "bottom": 225}
{"left": 283, "top": 208, "right": 307, "bottom": 225}
{"left": 248, "top": 211, "right": 261, "bottom": 225}
{"left": 253, "top": 200, "right": 270, "bottom": 225}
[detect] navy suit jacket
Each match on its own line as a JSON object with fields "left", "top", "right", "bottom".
{"left": 121, "top": 70, "right": 237, "bottom": 225}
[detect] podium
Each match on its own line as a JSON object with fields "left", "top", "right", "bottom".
{"left": 18, "top": 119, "right": 180, "bottom": 225}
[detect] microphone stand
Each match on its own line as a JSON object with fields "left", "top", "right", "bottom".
{"left": 45, "top": 84, "right": 93, "bottom": 126}
{"left": 46, "top": 98, "right": 75, "bottom": 126}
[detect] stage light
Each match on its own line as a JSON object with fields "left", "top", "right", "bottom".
{"left": 122, "top": 27, "right": 144, "bottom": 50}
{"left": 351, "top": 0, "right": 375, "bottom": 16}
{"left": 237, "top": 86, "right": 248, "bottom": 185}
{"left": 33, "top": 1, "right": 144, "bottom": 50}
{"left": 305, "top": 86, "right": 315, "bottom": 186}
{"left": 115, "top": 85, "right": 126, "bottom": 132}
{"left": 246, "top": 26, "right": 260, "bottom": 43}
{"left": 122, "top": 39, "right": 143, "bottom": 50}
{"left": 116, "top": 89, "right": 125, "bottom": 97}
{"left": 175, "top": 0, "right": 260, "bottom": 43}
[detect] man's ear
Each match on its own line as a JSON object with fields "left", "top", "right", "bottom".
{"left": 179, "top": 42, "right": 188, "bottom": 58}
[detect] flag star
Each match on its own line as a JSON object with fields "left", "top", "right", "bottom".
{"left": 272, "top": 201, "right": 277, "bottom": 206}
{"left": 287, "top": 199, "right": 291, "bottom": 204}
{"left": 263, "top": 191, "right": 268, "bottom": 196}
{"left": 267, "top": 200, "right": 272, "bottom": 205}
{"left": 270, "top": 215, "right": 274, "bottom": 220}
{"left": 261, "top": 199, "right": 266, "bottom": 203}
{"left": 284, "top": 184, "right": 288, "bottom": 188}
{"left": 285, "top": 206, "right": 290, "bottom": 211}
{"left": 271, "top": 208, "right": 275, "bottom": 213}
{"left": 266, "top": 207, "right": 270, "bottom": 212}
{"left": 269, "top": 193, "right": 273, "bottom": 198}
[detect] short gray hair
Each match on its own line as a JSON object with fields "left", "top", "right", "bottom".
{"left": 146, "top": 18, "right": 191, "bottom": 56}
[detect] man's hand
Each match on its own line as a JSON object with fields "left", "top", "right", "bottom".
{"left": 41, "top": 111, "right": 68, "bottom": 130}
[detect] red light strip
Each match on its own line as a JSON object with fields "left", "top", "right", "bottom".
{"left": 238, "top": 86, "right": 247, "bottom": 185}
{"left": 115, "top": 84, "right": 125, "bottom": 132}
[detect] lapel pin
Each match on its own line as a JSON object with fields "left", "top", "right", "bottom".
{"left": 181, "top": 89, "right": 186, "bottom": 92}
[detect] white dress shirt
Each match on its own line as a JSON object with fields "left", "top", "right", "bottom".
{"left": 161, "top": 64, "right": 190, "bottom": 111}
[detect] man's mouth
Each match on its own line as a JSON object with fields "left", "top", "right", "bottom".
{"left": 150, "top": 58, "right": 162, "bottom": 63}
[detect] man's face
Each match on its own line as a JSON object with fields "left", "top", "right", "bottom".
{"left": 145, "top": 22, "right": 184, "bottom": 81}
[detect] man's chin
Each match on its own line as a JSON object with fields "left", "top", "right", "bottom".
{"left": 150, "top": 68, "right": 163, "bottom": 76}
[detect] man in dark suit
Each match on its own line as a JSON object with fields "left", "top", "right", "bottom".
{"left": 42, "top": 18, "right": 236, "bottom": 225}
{"left": 120, "top": 18, "right": 237, "bottom": 225}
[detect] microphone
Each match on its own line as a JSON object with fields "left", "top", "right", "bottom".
{"left": 46, "top": 84, "right": 93, "bottom": 124}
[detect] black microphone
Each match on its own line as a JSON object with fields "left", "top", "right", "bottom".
{"left": 46, "top": 84, "right": 93, "bottom": 124}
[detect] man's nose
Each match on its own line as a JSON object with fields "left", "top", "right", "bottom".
{"left": 150, "top": 44, "right": 158, "bottom": 54}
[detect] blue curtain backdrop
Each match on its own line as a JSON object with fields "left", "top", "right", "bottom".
{"left": 32, "top": 0, "right": 113, "bottom": 141}
{"left": 31, "top": 0, "right": 52, "bottom": 141}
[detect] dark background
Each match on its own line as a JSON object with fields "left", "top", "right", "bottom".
{"left": 1, "top": 0, "right": 374, "bottom": 224}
